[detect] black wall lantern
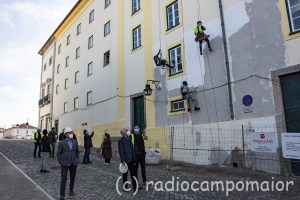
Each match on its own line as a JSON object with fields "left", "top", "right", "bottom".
{"left": 143, "top": 80, "right": 161, "bottom": 96}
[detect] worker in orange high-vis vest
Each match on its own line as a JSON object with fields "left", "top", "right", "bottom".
{"left": 194, "top": 21, "right": 212, "bottom": 55}
{"left": 33, "top": 128, "right": 42, "bottom": 158}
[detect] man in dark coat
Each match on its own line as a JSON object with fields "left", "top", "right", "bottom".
{"left": 41, "top": 129, "right": 51, "bottom": 173}
{"left": 83, "top": 129, "right": 94, "bottom": 164}
{"left": 118, "top": 127, "right": 136, "bottom": 190}
{"left": 130, "top": 125, "right": 147, "bottom": 185}
{"left": 48, "top": 127, "right": 57, "bottom": 158}
{"left": 57, "top": 127, "right": 79, "bottom": 200}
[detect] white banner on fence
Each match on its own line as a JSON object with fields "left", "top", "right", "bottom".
{"left": 250, "top": 132, "right": 276, "bottom": 153}
{"left": 281, "top": 133, "right": 300, "bottom": 160}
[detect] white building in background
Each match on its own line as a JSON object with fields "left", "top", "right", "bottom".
{"left": 5, "top": 124, "right": 37, "bottom": 139}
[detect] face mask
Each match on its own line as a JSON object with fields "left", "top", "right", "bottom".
{"left": 126, "top": 130, "right": 131, "bottom": 136}
{"left": 134, "top": 128, "right": 140, "bottom": 133}
{"left": 69, "top": 134, "right": 74, "bottom": 139}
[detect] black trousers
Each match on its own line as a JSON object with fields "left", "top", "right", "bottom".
{"left": 199, "top": 38, "right": 211, "bottom": 53}
{"left": 105, "top": 158, "right": 110, "bottom": 163}
{"left": 60, "top": 164, "right": 77, "bottom": 197}
{"left": 49, "top": 142, "right": 55, "bottom": 157}
{"left": 83, "top": 147, "right": 91, "bottom": 162}
{"left": 33, "top": 143, "right": 41, "bottom": 157}
{"left": 135, "top": 154, "right": 146, "bottom": 182}
{"left": 122, "top": 161, "right": 137, "bottom": 190}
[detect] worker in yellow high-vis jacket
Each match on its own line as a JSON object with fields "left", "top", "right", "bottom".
{"left": 194, "top": 21, "right": 212, "bottom": 55}
{"left": 33, "top": 128, "right": 42, "bottom": 158}
{"left": 130, "top": 125, "right": 147, "bottom": 185}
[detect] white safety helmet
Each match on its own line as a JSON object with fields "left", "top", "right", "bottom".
{"left": 119, "top": 163, "right": 128, "bottom": 173}
{"left": 64, "top": 127, "right": 73, "bottom": 134}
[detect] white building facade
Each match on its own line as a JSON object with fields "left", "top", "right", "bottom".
{"left": 38, "top": 0, "right": 300, "bottom": 175}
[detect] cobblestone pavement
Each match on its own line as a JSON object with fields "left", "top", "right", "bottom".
{"left": 0, "top": 140, "right": 299, "bottom": 200}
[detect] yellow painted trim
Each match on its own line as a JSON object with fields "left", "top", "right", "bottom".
{"left": 131, "top": 46, "right": 143, "bottom": 53}
{"left": 279, "top": 0, "right": 300, "bottom": 40}
{"left": 144, "top": 127, "right": 170, "bottom": 160}
{"left": 143, "top": 0, "right": 155, "bottom": 129}
{"left": 117, "top": 0, "right": 125, "bottom": 127}
{"left": 54, "top": 0, "right": 93, "bottom": 40}
{"left": 168, "top": 96, "right": 187, "bottom": 116}
{"left": 166, "top": 41, "right": 186, "bottom": 79}
{"left": 131, "top": 24, "right": 143, "bottom": 52}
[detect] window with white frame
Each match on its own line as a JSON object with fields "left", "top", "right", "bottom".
{"left": 105, "top": 0, "right": 111, "bottom": 8}
{"left": 74, "top": 97, "right": 79, "bottom": 110}
{"left": 56, "top": 84, "right": 59, "bottom": 94}
{"left": 87, "top": 62, "right": 93, "bottom": 76}
{"left": 89, "top": 10, "right": 94, "bottom": 23}
{"left": 76, "top": 47, "right": 80, "bottom": 59}
{"left": 87, "top": 91, "right": 92, "bottom": 105}
{"left": 132, "top": 25, "right": 141, "bottom": 50}
{"left": 65, "top": 56, "right": 69, "bottom": 67}
{"left": 58, "top": 44, "right": 61, "bottom": 54}
{"left": 65, "top": 78, "right": 68, "bottom": 89}
{"left": 170, "top": 99, "right": 185, "bottom": 112}
{"left": 77, "top": 23, "right": 81, "bottom": 35}
{"left": 88, "top": 35, "right": 94, "bottom": 49}
{"left": 286, "top": 0, "right": 300, "bottom": 32}
{"left": 132, "top": 0, "right": 141, "bottom": 14}
{"left": 103, "top": 51, "right": 110, "bottom": 66}
{"left": 64, "top": 102, "right": 68, "bottom": 113}
{"left": 57, "top": 64, "right": 60, "bottom": 74}
{"left": 104, "top": 21, "right": 110, "bottom": 36}
{"left": 75, "top": 71, "right": 79, "bottom": 83}
{"left": 67, "top": 34, "right": 70, "bottom": 45}
{"left": 43, "top": 63, "right": 47, "bottom": 71}
{"left": 169, "top": 45, "right": 183, "bottom": 75}
{"left": 166, "top": 1, "right": 179, "bottom": 30}
{"left": 49, "top": 57, "right": 52, "bottom": 65}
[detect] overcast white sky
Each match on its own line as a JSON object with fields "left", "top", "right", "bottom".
{"left": 0, "top": 0, "right": 77, "bottom": 128}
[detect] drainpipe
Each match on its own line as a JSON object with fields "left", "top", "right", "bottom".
{"left": 218, "top": 0, "right": 234, "bottom": 120}
{"left": 38, "top": 55, "right": 44, "bottom": 129}
{"left": 50, "top": 38, "right": 56, "bottom": 128}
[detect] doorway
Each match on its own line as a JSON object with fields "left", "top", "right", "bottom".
{"left": 280, "top": 72, "right": 300, "bottom": 176}
{"left": 132, "top": 95, "right": 146, "bottom": 132}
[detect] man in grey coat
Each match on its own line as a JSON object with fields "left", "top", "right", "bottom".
{"left": 57, "top": 127, "right": 79, "bottom": 200}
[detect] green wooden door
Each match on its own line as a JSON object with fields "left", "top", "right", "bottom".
{"left": 280, "top": 72, "right": 300, "bottom": 176}
{"left": 132, "top": 95, "right": 145, "bottom": 132}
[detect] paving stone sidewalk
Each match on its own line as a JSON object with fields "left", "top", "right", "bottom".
{"left": 0, "top": 140, "right": 299, "bottom": 200}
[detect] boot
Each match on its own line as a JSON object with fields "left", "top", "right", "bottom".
{"left": 194, "top": 107, "right": 200, "bottom": 111}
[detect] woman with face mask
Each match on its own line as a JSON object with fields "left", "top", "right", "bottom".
{"left": 101, "top": 132, "right": 112, "bottom": 165}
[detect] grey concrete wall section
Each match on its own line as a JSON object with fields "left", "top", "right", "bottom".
{"left": 154, "top": 67, "right": 191, "bottom": 126}
{"left": 155, "top": 0, "right": 285, "bottom": 126}
{"left": 230, "top": 0, "right": 285, "bottom": 120}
